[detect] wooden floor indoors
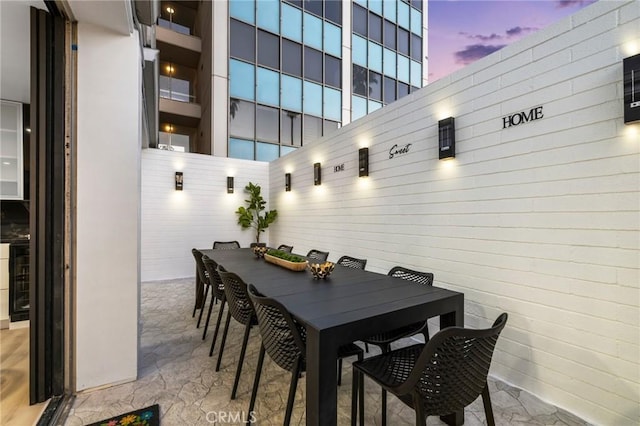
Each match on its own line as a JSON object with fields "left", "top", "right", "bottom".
{"left": 0, "top": 326, "right": 48, "bottom": 426}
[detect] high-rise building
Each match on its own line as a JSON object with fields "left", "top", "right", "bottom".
{"left": 157, "top": 0, "right": 427, "bottom": 160}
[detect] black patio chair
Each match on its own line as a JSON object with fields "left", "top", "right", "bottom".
{"left": 191, "top": 248, "right": 209, "bottom": 324}
{"left": 213, "top": 269, "right": 258, "bottom": 400}
{"left": 201, "top": 256, "right": 226, "bottom": 341}
{"left": 246, "top": 284, "right": 363, "bottom": 425}
{"left": 306, "top": 249, "right": 329, "bottom": 262}
{"left": 337, "top": 255, "right": 367, "bottom": 270}
{"left": 213, "top": 240, "right": 241, "bottom": 250}
{"left": 352, "top": 313, "right": 508, "bottom": 426}
{"left": 277, "top": 244, "right": 294, "bottom": 253}
{"left": 360, "top": 266, "right": 434, "bottom": 425}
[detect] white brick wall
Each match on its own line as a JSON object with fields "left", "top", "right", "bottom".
{"left": 141, "top": 150, "right": 269, "bottom": 281}
{"left": 266, "top": 1, "right": 639, "bottom": 424}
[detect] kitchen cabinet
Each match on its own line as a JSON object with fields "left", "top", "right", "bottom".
{"left": 0, "top": 100, "right": 24, "bottom": 200}
{"left": 1, "top": 243, "right": 9, "bottom": 328}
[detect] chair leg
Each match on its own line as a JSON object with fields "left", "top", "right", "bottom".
{"left": 214, "top": 310, "right": 232, "bottom": 368}
{"left": 414, "top": 394, "right": 427, "bottom": 426}
{"left": 381, "top": 343, "right": 390, "bottom": 426}
{"left": 481, "top": 383, "right": 495, "bottom": 426}
{"left": 196, "top": 285, "right": 209, "bottom": 328}
{"left": 351, "top": 368, "right": 362, "bottom": 426}
{"left": 337, "top": 358, "right": 343, "bottom": 386}
{"left": 202, "top": 291, "right": 217, "bottom": 340}
{"left": 364, "top": 342, "right": 369, "bottom": 353}
{"left": 247, "top": 345, "right": 266, "bottom": 425}
{"left": 231, "top": 321, "right": 253, "bottom": 400}
{"left": 359, "top": 370, "right": 364, "bottom": 426}
{"left": 209, "top": 298, "right": 226, "bottom": 355}
{"left": 284, "top": 357, "right": 302, "bottom": 426}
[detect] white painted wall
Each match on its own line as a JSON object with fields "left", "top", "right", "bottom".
{"left": 268, "top": 1, "right": 639, "bottom": 425}
{"left": 141, "top": 149, "right": 270, "bottom": 281}
{"left": 75, "top": 22, "right": 141, "bottom": 391}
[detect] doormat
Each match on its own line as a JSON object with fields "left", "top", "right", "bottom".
{"left": 86, "top": 404, "right": 160, "bottom": 426}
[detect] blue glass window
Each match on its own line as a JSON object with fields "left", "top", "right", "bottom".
{"left": 256, "top": 67, "right": 280, "bottom": 106}
{"left": 281, "top": 145, "right": 297, "bottom": 156}
{"left": 383, "top": 0, "right": 396, "bottom": 21}
{"left": 229, "top": 138, "right": 254, "bottom": 160}
{"left": 303, "top": 13, "right": 323, "bottom": 50}
{"left": 256, "top": 105, "right": 279, "bottom": 143}
{"left": 352, "top": 35, "right": 368, "bottom": 67}
{"left": 257, "top": 0, "right": 279, "bottom": 33}
{"left": 281, "top": 3, "right": 302, "bottom": 42}
{"left": 368, "top": 99, "right": 382, "bottom": 113}
{"left": 368, "top": 41, "right": 382, "bottom": 73}
{"left": 353, "top": 0, "right": 367, "bottom": 8}
{"left": 397, "top": 54, "right": 410, "bottom": 83}
{"left": 323, "top": 87, "right": 341, "bottom": 121}
{"left": 410, "top": 7, "right": 422, "bottom": 35}
{"left": 352, "top": 95, "right": 367, "bottom": 121}
{"left": 369, "top": 0, "right": 383, "bottom": 15}
{"left": 324, "top": 22, "right": 341, "bottom": 58}
{"left": 281, "top": 75, "right": 302, "bottom": 112}
{"left": 410, "top": 60, "right": 422, "bottom": 88}
{"left": 229, "top": 99, "right": 255, "bottom": 140}
{"left": 383, "top": 48, "right": 396, "bottom": 78}
{"left": 303, "top": 81, "right": 323, "bottom": 117}
{"left": 230, "top": 0, "right": 255, "bottom": 24}
{"left": 256, "top": 142, "right": 280, "bottom": 161}
{"left": 229, "top": 59, "right": 255, "bottom": 100}
{"left": 397, "top": 1, "right": 410, "bottom": 30}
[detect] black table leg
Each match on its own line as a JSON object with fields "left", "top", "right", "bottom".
{"left": 306, "top": 328, "right": 338, "bottom": 426}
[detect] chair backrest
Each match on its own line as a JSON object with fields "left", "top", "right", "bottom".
{"left": 402, "top": 313, "right": 508, "bottom": 416}
{"left": 202, "top": 256, "right": 225, "bottom": 300}
{"left": 213, "top": 240, "right": 241, "bottom": 250}
{"left": 306, "top": 249, "right": 329, "bottom": 262}
{"left": 247, "top": 284, "right": 306, "bottom": 372}
{"left": 277, "top": 244, "right": 293, "bottom": 253}
{"left": 388, "top": 266, "right": 433, "bottom": 286}
{"left": 337, "top": 255, "right": 367, "bottom": 270}
{"left": 218, "top": 269, "right": 255, "bottom": 326}
{"left": 192, "top": 248, "right": 208, "bottom": 284}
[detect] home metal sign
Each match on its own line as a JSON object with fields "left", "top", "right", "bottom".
{"left": 502, "top": 106, "right": 544, "bottom": 129}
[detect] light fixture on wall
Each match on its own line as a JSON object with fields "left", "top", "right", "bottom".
{"left": 623, "top": 53, "right": 640, "bottom": 124}
{"left": 285, "top": 173, "right": 291, "bottom": 191}
{"left": 358, "top": 147, "right": 369, "bottom": 177}
{"left": 175, "top": 172, "right": 183, "bottom": 190}
{"left": 227, "top": 176, "right": 234, "bottom": 193}
{"left": 313, "top": 163, "right": 321, "bottom": 185}
{"left": 438, "top": 117, "right": 455, "bottom": 159}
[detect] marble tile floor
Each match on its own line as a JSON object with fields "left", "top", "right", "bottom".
{"left": 64, "top": 279, "right": 590, "bottom": 426}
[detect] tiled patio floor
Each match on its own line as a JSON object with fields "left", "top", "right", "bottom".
{"left": 64, "top": 279, "right": 590, "bottom": 426}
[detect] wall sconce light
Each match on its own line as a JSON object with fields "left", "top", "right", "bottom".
{"left": 227, "top": 176, "right": 234, "bottom": 193}
{"left": 175, "top": 172, "right": 183, "bottom": 190}
{"left": 313, "top": 163, "right": 321, "bottom": 185}
{"left": 623, "top": 53, "right": 640, "bottom": 124}
{"left": 285, "top": 173, "right": 291, "bottom": 191}
{"left": 358, "top": 147, "right": 369, "bottom": 177}
{"left": 438, "top": 117, "right": 455, "bottom": 159}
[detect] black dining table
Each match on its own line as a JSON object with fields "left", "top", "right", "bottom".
{"left": 199, "top": 248, "right": 465, "bottom": 426}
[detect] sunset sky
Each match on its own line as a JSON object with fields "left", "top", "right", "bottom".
{"left": 427, "top": 0, "right": 597, "bottom": 82}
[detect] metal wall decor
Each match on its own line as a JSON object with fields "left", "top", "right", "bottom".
{"left": 175, "top": 172, "right": 183, "bottom": 190}
{"left": 227, "top": 176, "right": 234, "bottom": 193}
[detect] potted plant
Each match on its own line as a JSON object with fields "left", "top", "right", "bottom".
{"left": 235, "top": 182, "right": 277, "bottom": 246}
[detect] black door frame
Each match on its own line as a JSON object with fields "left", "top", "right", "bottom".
{"left": 29, "top": 4, "right": 66, "bottom": 408}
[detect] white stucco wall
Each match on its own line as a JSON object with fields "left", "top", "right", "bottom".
{"left": 140, "top": 149, "right": 270, "bottom": 281}
{"left": 268, "top": 1, "right": 639, "bottom": 424}
{"left": 75, "top": 22, "right": 141, "bottom": 391}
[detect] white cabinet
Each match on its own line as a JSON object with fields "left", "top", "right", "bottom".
{"left": 0, "top": 243, "right": 9, "bottom": 328}
{"left": 0, "top": 100, "right": 24, "bottom": 200}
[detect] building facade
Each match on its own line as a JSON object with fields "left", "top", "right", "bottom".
{"left": 157, "top": 0, "right": 427, "bottom": 160}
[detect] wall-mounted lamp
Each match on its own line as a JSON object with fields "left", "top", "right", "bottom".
{"left": 285, "top": 173, "right": 291, "bottom": 191}
{"left": 438, "top": 117, "right": 455, "bottom": 159}
{"left": 313, "top": 163, "right": 321, "bottom": 185}
{"left": 175, "top": 172, "right": 183, "bottom": 190}
{"left": 358, "top": 147, "right": 369, "bottom": 177}
{"left": 624, "top": 53, "right": 640, "bottom": 124}
{"left": 227, "top": 176, "right": 234, "bottom": 193}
